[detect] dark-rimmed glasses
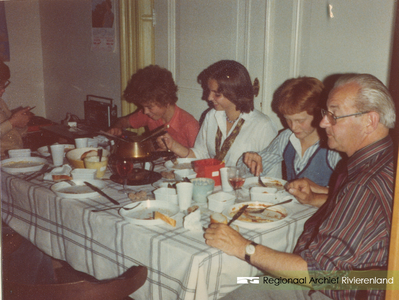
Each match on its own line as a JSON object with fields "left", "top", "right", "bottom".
{"left": 0, "top": 80, "right": 10, "bottom": 89}
{"left": 321, "top": 109, "right": 370, "bottom": 125}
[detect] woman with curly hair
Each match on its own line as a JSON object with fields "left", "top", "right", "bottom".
{"left": 108, "top": 65, "right": 199, "bottom": 148}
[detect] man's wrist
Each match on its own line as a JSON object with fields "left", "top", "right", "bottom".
{"left": 244, "top": 241, "right": 258, "bottom": 264}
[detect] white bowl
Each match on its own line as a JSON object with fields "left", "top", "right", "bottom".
{"left": 66, "top": 147, "right": 109, "bottom": 169}
{"left": 208, "top": 191, "right": 236, "bottom": 213}
{"left": 164, "top": 158, "right": 197, "bottom": 170}
{"left": 174, "top": 169, "right": 197, "bottom": 181}
{"left": 153, "top": 187, "right": 178, "bottom": 205}
{"left": 71, "top": 168, "right": 97, "bottom": 180}
{"left": 8, "top": 149, "right": 31, "bottom": 158}
{"left": 250, "top": 187, "right": 277, "bottom": 202}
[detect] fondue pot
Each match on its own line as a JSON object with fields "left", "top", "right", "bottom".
{"left": 106, "top": 125, "right": 168, "bottom": 159}
{"left": 112, "top": 137, "right": 155, "bottom": 159}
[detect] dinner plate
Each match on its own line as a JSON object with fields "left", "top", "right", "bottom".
{"left": 51, "top": 179, "right": 107, "bottom": 199}
{"left": 222, "top": 201, "right": 290, "bottom": 229}
{"left": 119, "top": 200, "right": 179, "bottom": 226}
{"left": 37, "top": 144, "right": 75, "bottom": 157}
{"left": 164, "top": 158, "right": 197, "bottom": 170}
{"left": 1, "top": 157, "right": 48, "bottom": 174}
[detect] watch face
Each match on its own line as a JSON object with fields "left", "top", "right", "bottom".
{"left": 246, "top": 244, "right": 256, "bottom": 255}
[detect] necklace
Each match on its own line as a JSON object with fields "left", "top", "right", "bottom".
{"left": 226, "top": 114, "right": 240, "bottom": 124}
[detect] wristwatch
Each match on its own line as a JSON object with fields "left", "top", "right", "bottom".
{"left": 245, "top": 241, "right": 258, "bottom": 264}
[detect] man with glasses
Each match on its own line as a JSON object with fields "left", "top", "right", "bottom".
{"left": 0, "top": 60, "right": 33, "bottom": 158}
{"left": 206, "top": 74, "right": 395, "bottom": 299}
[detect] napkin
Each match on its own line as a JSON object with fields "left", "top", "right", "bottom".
{"left": 183, "top": 209, "right": 202, "bottom": 231}
{"left": 43, "top": 164, "right": 73, "bottom": 181}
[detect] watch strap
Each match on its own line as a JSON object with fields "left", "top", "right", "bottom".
{"left": 244, "top": 241, "right": 258, "bottom": 264}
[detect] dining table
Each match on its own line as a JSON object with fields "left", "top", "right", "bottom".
{"left": 1, "top": 155, "right": 317, "bottom": 300}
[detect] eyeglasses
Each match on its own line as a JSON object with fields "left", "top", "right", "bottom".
{"left": 0, "top": 80, "right": 10, "bottom": 89}
{"left": 321, "top": 109, "right": 370, "bottom": 125}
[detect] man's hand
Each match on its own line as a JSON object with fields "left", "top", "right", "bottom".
{"left": 204, "top": 223, "right": 249, "bottom": 258}
{"left": 242, "top": 152, "right": 263, "bottom": 176}
{"left": 9, "top": 107, "right": 31, "bottom": 128}
{"left": 286, "top": 178, "right": 328, "bottom": 207}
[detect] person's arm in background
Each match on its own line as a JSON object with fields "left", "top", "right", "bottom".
{"left": 107, "top": 115, "right": 131, "bottom": 136}
{"left": 238, "top": 129, "right": 291, "bottom": 176}
{"left": 0, "top": 107, "right": 31, "bottom": 138}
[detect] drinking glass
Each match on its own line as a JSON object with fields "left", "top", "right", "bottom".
{"left": 226, "top": 165, "right": 247, "bottom": 199}
{"left": 116, "top": 159, "right": 134, "bottom": 194}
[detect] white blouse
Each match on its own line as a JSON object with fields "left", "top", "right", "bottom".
{"left": 192, "top": 109, "right": 280, "bottom": 176}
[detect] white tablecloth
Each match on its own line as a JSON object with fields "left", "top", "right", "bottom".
{"left": 1, "top": 160, "right": 316, "bottom": 300}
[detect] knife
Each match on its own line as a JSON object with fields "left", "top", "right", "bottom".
{"left": 227, "top": 204, "right": 249, "bottom": 226}
{"left": 83, "top": 181, "right": 120, "bottom": 205}
{"left": 24, "top": 164, "right": 51, "bottom": 181}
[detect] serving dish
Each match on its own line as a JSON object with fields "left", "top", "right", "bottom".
{"left": 119, "top": 200, "right": 179, "bottom": 225}
{"left": 1, "top": 157, "right": 48, "bottom": 174}
{"left": 164, "top": 158, "right": 197, "bottom": 170}
{"left": 37, "top": 144, "right": 75, "bottom": 157}
{"left": 222, "top": 201, "right": 290, "bottom": 229}
{"left": 51, "top": 179, "right": 107, "bottom": 199}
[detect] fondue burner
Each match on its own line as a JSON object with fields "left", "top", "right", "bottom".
{"left": 108, "top": 151, "right": 174, "bottom": 186}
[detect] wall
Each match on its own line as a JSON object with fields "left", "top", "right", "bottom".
{"left": 154, "top": 0, "right": 396, "bottom": 129}
{"left": 4, "top": 0, "right": 122, "bottom": 123}
{"left": 4, "top": 1, "right": 45, "bottom": 116}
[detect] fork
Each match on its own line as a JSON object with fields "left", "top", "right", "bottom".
{"left": 258, "top": 175, "right": 266, "bottom": 187}
{"left": 248, "top": 199, "right": 293, "bottom": 213}
{"left": 92, "top": 202, "right": 141, "bottom": 212}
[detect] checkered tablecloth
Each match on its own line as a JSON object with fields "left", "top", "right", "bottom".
{"left": 1, "top": 160, "right": 316, "bottom": 300}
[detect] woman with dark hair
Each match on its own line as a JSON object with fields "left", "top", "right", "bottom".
{"left": 108, "top": 65, "right": 199, "bottom": 148}
{"left": 0, "top": 61, "right": 33, "bottom": 158}
{"left": 239, "top": 76, "right": 342, "bottom": 187}
{"left": 158, "top": 60, "right": 279, "bottom": 169}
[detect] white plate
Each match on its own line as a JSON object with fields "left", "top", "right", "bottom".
{"left": 223, "top": 201, "right": 290, "bottom": 229}
{"left": 1, "top": 157, "right": 48, "bottom": 174}
{"left": 164, "top": 158, "right": 197, "bottom": 170}
{"left": 242, "top": 176, "right": 287, "bottom": 194}
{"left": 51, "top": 179, "right": 107, "bottom": 199}
{"left": 37, "top": 144, "right": 75, "bottom": 157}
{"left": 119, "top": 200, "right": 179, "bottom": 226}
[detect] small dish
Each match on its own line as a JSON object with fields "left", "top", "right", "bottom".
{"left": 153, "top": 187, "right": 178, "bottom": 205}
{"left": 250, "top": 187, "right": 278, "bottom": 202}
{"left": 8, "top": 149, "right": 31, "bottom": 158}
{"left": 174, "top": 169, "right": 197, "bottom": 181}
{"left": 208, "top": 191, "right": 235, "bottom": 213}
{"left": 71, "top": 168, "right": 97, "bottom": 181}
{"left": 164, "top": 158, "right": 197, "bottom": 170}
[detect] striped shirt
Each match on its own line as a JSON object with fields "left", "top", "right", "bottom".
{"left": 247, "top": 128, "right": 341, "bottom": 178}
{"left": 294, "top": 135, "right": 394, "bottom": 300}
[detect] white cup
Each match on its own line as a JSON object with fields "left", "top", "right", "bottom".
{"left": 75, "top": 138, "right": 89, "bottom": 148}
{"left": 87, "top": 138, "right": 98, "bottom": 148}
{"left": 220, "top": 167, "right": 233, "bottom": 192}
{"left": 50, "top": 144, "right": 65, "bottom": 166}
{"left": 176, "top": 182, "right": 193, "bottom": 211}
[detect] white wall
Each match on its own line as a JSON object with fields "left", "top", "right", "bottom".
{"left": 4, "top": 0, "right": 122, "bottom": 123}
{"left": 4, "top": 1, "right": 45, "bottom": 117}
{"left": 154, "top": 0, "right": 396, "bottom": 129}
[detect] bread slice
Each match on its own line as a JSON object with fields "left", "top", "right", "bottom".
{"left": 154, "top": 211, "right": 176, "bottom": 227}
{"left": 210, "top": 213, "right": 227, "bottom": 224}
{"left": 52, "top": 175, "right": 73, "bottom": 182}
{"left": 80, "top": 150, "right": 97, "bottom": 160}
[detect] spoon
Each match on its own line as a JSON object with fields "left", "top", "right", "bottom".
{"left": 248, "top": 199, "right": 293, "bottom": 214}
{"left": 92, "top": 202, "right": 141, "bottom": 212}
{"left": 98, "top": 148, "right": 103, "bottom": 162}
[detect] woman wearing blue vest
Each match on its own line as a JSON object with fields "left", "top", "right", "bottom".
{"left": 239, "top": 77, "right": 342, "bottom": 187}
